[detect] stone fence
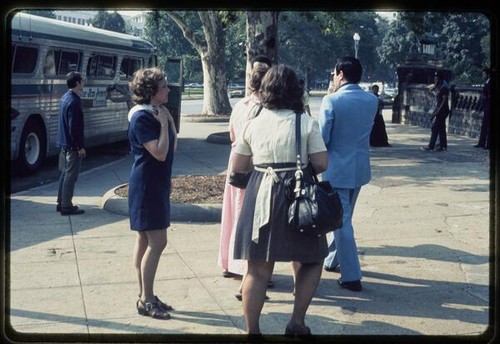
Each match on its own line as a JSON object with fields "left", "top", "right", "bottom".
{"left": 392, "top": 84, "right": 484, "bottom": 139}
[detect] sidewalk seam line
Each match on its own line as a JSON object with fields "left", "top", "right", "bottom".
{"left": 69, "top": 216, "right": 91, "bottom": 335}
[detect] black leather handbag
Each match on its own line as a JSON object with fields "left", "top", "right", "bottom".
{"left": 228, "top": 171, "right": 252, "bottom": 189}
{"left": 287, "top": 113, "right": 343, "bottom": 236}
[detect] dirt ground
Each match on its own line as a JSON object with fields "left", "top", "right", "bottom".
{"left": 115, "top": 174, "right": 226, "bottom": 204}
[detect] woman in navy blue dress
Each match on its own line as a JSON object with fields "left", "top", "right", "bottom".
{"left": 127, "top": 67, "right": 177, "bottom": 319}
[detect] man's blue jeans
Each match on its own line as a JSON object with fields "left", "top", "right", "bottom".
{"left": 323, "top": 187, "right": 363, "bottom": 282}
{"left": 57, "top": 150, "right": 83, "bottom": 208}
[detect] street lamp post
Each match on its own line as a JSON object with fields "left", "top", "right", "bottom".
{"left": 353, "top": 32, "right": 360, "bottom": 59}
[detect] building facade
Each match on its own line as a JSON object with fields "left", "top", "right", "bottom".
{"left": 53, "top": 10, "right": 146, "bottom": 37}
{"left": 54, "top": 10, "right": 95, "bottom": 26}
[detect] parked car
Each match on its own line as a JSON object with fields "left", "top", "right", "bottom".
{"left": 228, "top": 83, "right": 245, "bottom": 98}
{"left": 186, "top": 82, "right": 203, "bottom": 88}
{"left": 381, "top": 88, "right": 397, "bottom": 105}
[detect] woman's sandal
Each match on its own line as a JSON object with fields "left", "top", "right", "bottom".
{"left": 284, "top": 323, "right": 311, "bottom": 336}
{"left": 136, "top": 299, "right": 171, "bottom": 320}
{"left": 137, "top": 295, "right": 173, "bottom": 311}
{"left": 153, "top": 295, "right": 174, "bottom": 311}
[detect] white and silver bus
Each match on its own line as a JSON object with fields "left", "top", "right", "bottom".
{"left": 10, "top": 11, "right": 182, "bottom": 175}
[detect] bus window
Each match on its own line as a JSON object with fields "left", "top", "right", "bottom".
{"left": 87, "top": 54, "right": 116, "bottom": 78}
{"left": 12, "top": 45, "right": 38, "bottom": 74}
{"left": 120, "top": 57, "right": 143, "bottom": 79}
{"left": 97, "top": 55, "right": 116, "bottom": 77}
{"left": 53, "top": 49, "right": 82, "bottom": 75}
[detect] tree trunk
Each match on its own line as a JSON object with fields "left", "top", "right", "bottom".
{"left": 245, "top": 11, "right": 279, "bottom": 93}
{"left": 199, "top": 12, "right": 232, "bottom": 116}
{"left": 167, "top": 11, "right": 232, "bottom": 116}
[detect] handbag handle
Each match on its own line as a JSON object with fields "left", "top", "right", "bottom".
{"left": 295, "top": 112, "right": 302, "bottom": 170}
{"left": 294, "top": 112, "right": 319, "bottom": 188}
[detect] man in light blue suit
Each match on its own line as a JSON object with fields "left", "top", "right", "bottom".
{"left": 318, "top": 57, "right": 378, "bottom": 292}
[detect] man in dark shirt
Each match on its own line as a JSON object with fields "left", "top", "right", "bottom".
{"left": 56, "top": 71, "right": 86, "bottom": 215}
{"left": 421, "top": 70, "right": 450, "bottom": 152}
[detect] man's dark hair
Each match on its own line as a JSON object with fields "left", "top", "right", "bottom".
{"left": 334, "top": 56, "right": 362, "bottom": 84}
{"left": 66, "top": 71, "right": 82, "bottom": 89}
{"left": 252, "top": 55, "right": 272, "bottom": 67}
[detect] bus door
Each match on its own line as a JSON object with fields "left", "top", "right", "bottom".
{"left": 164, "top": 57, "right": 183, "bottom": 133}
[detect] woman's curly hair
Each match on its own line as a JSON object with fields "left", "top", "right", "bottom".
{"left": 259, "top": 64, "right": 303, "bottom": 112}
{"left": 129, "top": 67, "right": 166, "bottom": 104}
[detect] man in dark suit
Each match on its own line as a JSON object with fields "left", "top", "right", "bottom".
{"left": 56, "top": 71, "right": 86, "bottom": 215}
{"left": 474, "top": 67, "right": 490, "bottom": 150}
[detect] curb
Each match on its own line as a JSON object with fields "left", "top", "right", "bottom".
{"left": 101, "top": 184, "right": 222, "bottom": 222}
{"left": 181, "top": 114, "right": 230, "bottom": 123}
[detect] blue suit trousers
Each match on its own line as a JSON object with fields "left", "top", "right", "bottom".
{"left": 324, "top": 187, "right": 362, "bottom": 282}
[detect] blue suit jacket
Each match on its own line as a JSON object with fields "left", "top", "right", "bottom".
{"left": 318, "top": 83, "right": 378, "bottom": 188}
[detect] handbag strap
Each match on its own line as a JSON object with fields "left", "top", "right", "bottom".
{"left": 255, "top": 104, "right": 264, "bottom": 117}
{"left": 295, "top": 111, "right": 319, "bottom": 185}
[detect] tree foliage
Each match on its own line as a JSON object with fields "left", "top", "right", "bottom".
{"left": 145, "top": 11, "right": 201, "bottom": 82}
{"left": 440, "top": 13, "right": 490, "bottom": 85}
{"left": 278, "top": 11, "right": 391, "bottom": 86}
{"left": 377, "top": 11, "right": 490, "bottom": 85}
{"left": 143, "top": 10, "right": 489, "bottom": 96}
{"left": 377, "top": 18, "right": 416, "bottom": 72}
{"left": 90, "top": 10, "right": 126, "bottom": 33}
{"left": 224, "top": 11, "right": 246, "bottom": 83}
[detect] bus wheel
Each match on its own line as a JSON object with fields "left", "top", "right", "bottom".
{"left": 16, "top": 119, "right": 46, "bottom": 176}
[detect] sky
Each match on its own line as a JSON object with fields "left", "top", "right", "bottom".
{"left": 116, "top": 10, "right": 144, "bottom": 16}
{"left": 377, "top": 11, "right": 397, "bottom": 21}
{"left": 115, "top": 10, "right": 397, "bottom": 21}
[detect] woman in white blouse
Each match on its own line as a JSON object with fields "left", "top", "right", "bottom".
{"left": 231, "top": 64, "right": 328, "bottom": 336}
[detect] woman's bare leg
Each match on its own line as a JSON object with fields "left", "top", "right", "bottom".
{"left": 291, "top": 261, "right": 300, "bottom": 293}
{"left": 140, "top": 229, "right": 167, "bottom": 302}
{"left": 133, "top": 232, "right": 148, "bottom": 298}
{"left": 289, "top": 262, "right": 322, "bottom": 329}
{"left": 242, "top": 261, "right": 274, "bottom": 334}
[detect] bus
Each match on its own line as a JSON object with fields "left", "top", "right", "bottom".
{"left": 10, "top": 11, "right": 182, "bottom": 175}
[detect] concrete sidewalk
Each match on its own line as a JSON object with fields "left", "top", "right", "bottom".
{"left": 5, "top": 112, "right": 494, "bottom": 343}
